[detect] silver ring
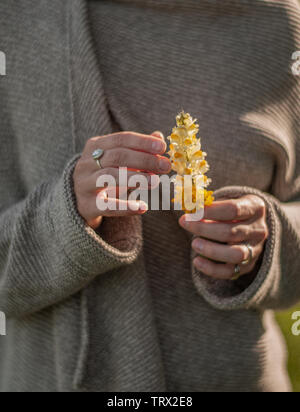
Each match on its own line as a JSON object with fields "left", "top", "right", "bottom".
{"left": 92, "top": 149, "right": 105, "bottom": 169}
{"left": 241, "top": 243, "right": 254, "bottom": 266}
{"left": 231, "top": 264, "right": 241, "bottom": 281}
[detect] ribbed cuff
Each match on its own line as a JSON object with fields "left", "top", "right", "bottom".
{"left": 52, "top": 155, "right": 143, "bottom": 277}
{"left": 192, "top": 185, "right": 279, "bottom": 311}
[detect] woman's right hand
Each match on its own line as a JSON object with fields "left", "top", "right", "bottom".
{"left": 73, "top": 131, "right": 171, "bottom": 229}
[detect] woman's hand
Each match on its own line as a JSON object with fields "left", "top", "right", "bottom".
{"left": 179, "top": 195, "right": 269, "bottom": 280}
{"left": 73, "top": 131, "right": 171, "bottom": 229}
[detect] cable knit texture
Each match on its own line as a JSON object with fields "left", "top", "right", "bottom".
{"left": 0, "top": 0, "right": 299, "bottom": 392}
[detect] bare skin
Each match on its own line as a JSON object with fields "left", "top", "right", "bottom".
{"left": 73, "top": 131, "right": 171, "bottom": 229}
{"left": 179, "top": 195, "right": 269, "bottom": 279}
{"left": 74, "top": 131, "right": 268, "bottom": 279}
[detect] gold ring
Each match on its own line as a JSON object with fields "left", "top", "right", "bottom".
{"left": 241, "top": 243, "right": 254, "bottom": 266}
{"left": 92, "top": 149, "right": 105, "bottom": 169}
{"left": 231, "top": 264, "right": 241, "bottom": 281}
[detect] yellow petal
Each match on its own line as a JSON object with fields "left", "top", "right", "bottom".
{"left": 174, "top": 152, "right": 184, "bottom": 159}
{"left": 184, "top": 138, "right": 192, "bottom": 146}
{"left": 170, "top": 133, "right": 181, "bottom": 143}
{"left": 193, "top": 150, "right": 203, "bottom": 158}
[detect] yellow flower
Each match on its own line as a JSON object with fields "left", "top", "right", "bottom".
{"left": 168, "top": 111, "right": 214, "bottom": 213}
{"left": 190, "top": 150, "right": 203, "bottom": 161}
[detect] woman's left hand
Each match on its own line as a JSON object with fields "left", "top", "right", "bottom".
{"left": 179, "top": 195, "right": 269, "bottom": 280}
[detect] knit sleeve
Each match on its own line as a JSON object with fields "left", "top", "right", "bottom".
{"left": 192, "top": 185, "right": 300, "bottom": 311}
{"left": 0, "top": 156, "right": 142, "bottom": 318}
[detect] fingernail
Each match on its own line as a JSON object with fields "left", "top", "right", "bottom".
{"left": 152, "top": 141, "right": 166, "bottom": 153}
{"left": 179, "top": 216, "right": 188, "bottom": 227}
{"left": 154, "top": 131, "right": 165, "bottom": 139}
{"left": 194, "top": 258, "right": 203, "bottom": 270}
{"left": 159, "top": 158, "right": 171, "bottom": 172}
{"left": 193, "top": 239, "right": 204, "bottom": 252}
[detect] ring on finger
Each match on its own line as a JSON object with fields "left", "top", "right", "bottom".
{"left": 241, "top": 243, "right": 254, "bottom": 266}
{"left": 92, "top": 149, "right": 105, "bottom": 170}
{"left": 231, "top": 264, "right": 241, "bottom": 281}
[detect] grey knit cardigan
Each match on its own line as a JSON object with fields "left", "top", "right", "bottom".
{"left": 0, "top": 0, "right": 300, "bottom": 392}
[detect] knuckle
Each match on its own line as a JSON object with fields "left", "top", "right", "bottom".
{"left": 227, "top": 225, "right": 238, "bottom": 241}
{"left": 260, "top": 223, "right": 269, "bottom": 241}
{"left": 74, "top": 158, "right": 86, "bottom": 175}
{"left": 142, "top": 153, "right": 154, "bottom": 171}
{"left": 229, "top": 225, "right": 238, "bottom": 241}
{"left": 256, "top": 198, "right": 266, "bottom": 217}
{"left": 113, "top": 133, "right": 124, "bottom": 148}
{"left": 230, "top": 224, "right": 248, "bottom": 242}
{"left": 230, "top": 201, "right": 240, "bottom": 219}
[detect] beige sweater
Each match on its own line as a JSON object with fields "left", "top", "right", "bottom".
{"left": 0, "top": 0, "right": 300, "bottom": 392}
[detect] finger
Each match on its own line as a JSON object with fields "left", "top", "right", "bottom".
{"left": 203, "top": 197, "right": 256, "bottom": 222}
{"left": 100, "top": 148, "right": 171, "bottom": 174}
{"left": 192, "top": 237, "right": 260, "bottom": 265}
{"left": 193, "top": 256, "right": 257, "bottom": 280}
{"left": 179, "top": 218, "right": 248, "bottom": 243}
{"left": 82, "top": 168, "right": 160, "bottom": 193}
{"left": 151, "top": 131, "right": 165, "bottom": 141}
{"left": 193, "top": 256, "right": 235, "bottom": 279}
{"left": 98, "top": 198, "right": 149, "bottom": 217}
{"left": 88, "top": 132, "right": 167, "bottom": 155}
{"left": 82, "top": 192, "right": 149, "bottom": 221}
